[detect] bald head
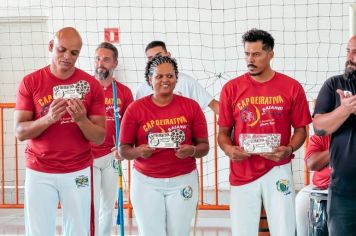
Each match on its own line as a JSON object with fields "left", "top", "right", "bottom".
{"left": 346, "top": 35, "right": 356, "bottom": 59}
{"left": 345, "top": 35, "right": 356, "bottom": 80}
{"left": 49, "top": 27, "right": 83, "bottom": 79}
{"left": 54, "top": 27, "right": 82, "bottom": 48}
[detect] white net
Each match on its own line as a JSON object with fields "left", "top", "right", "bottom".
{"left": 0, "top": 0, "right": 354, "bottom": 206}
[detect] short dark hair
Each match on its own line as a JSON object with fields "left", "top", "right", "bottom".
{"left": 144, "top": 56, "right": 179, "bottom": 86}
{"left": 242, "top": 29, "right": 275, "bottom": 51}
{"left": 145, "top": 41, "right": 168, "bottom": 53}
{"left": 96, "top": 42, "right": 118, "bottom": 61}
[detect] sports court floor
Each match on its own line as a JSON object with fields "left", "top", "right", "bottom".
{"left": 0, "top": 208, "right": 231, "bottom": 236}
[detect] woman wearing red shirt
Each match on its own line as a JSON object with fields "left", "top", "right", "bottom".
{"left": 119, "top": 56, "right": 209, "bottom": 236}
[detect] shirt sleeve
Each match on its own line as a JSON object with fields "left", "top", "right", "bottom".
{"left": 119, "top": 103, "right": 139, "bottom": 144}
{"left": 87, "top": 79, "right": 105, "bottom": 116}
{"left": 122, "top": 86, "right": 134, "bottom": 114}
{"left": 15, "top": 77, "right": 35, "bottom": 111}
{"left": 304, "top": 135, "right": 328, "bottom": 161}
{"left": 191, "top": 102, "right": 208, "bottom": 139}
{"left": 135, "top": 82, "right": 153, "bottom": 99}
{"left": 179, "top": 73, "right": 213, "bottom": 110}
{"left": 313, "top": 78, "right": 336, "bottom": 116}
{"left": 289, "top": 82, "right": 312, "bottom": 128}
{"left": 217, "top": 83, "right": 234, "bottom": 128}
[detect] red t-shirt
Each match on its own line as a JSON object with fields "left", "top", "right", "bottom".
{"left": 305, "top": 135, "right": 331, "bottom": 189}
{"left": 218, "top": 72, "right": 312, "bottom": 186}
{"left": 120, "top": 95, "right": 208, "bottom": 178}
{"left": 15, "top": 66, "right": 105, "bottom": 173}
{"left": 91, "top": 81, "right": 133, "bottom": 158}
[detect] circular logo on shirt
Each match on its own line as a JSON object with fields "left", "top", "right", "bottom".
{"left": 181, "top": 186, "right": 193, "bottom": 199}
{"left": 240, "top": 105, "right": 260, "bottom": 127}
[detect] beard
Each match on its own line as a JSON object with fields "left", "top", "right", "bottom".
{"left": 343, "top": 60, "right": 356, "bottom": 81}
{"left": 248, "top": 71, "right": 262, "bottom": 76}
{"left": 247, "top": 64, "right": 262, "bottom": 76}
{"left": 95, "top": 67, "right": 114, "bottom": 80}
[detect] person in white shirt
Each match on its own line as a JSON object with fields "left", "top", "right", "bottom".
{"left": 136, "top": 40, "right": 219, "bottom": 114}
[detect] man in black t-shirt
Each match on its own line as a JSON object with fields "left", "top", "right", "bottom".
{"left": 313, "top": 35, "right": 356, "bottom": 236}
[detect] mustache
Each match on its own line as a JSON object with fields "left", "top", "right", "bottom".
{"left": 346, "top": 60, "right": 356, "bottom": 67}
{"left": 96, "top": 67, "right": 109, "bottom": 72}
{"left": 247, "top": 64, "right": 257, "bottom": 68}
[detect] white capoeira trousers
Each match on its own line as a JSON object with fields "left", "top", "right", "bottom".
{"left": 93, "top": 153, "right": 118, "bottom": 236}
{"left": 131, "top": 168, "right": 198, "bottom": 236}
{"left": 25, "top": 167, "right": 91, "bottom": 236}
{"left": 230, "top": 163, "right": 296, "bottom": 236}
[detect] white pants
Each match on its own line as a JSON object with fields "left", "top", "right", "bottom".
{"left": 25, "top": 167, "right": 91, "bottom": 236}
{"left": 131, "top": 169, "right": 198, "bottom": 236}
{"left": 230, "top": 163, "right": 296, "bottom": 236}
{"left": 295, "top": 185, "right": 328, "bottom": 236}
{"left": 296, "top": 185, "right": 313, "bottom": 236}
{"left": 93, "top": 153, "right": 117, "bottom": 236}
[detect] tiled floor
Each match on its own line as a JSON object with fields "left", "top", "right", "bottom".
{"left": 0, "top": 208, "right": 232, "bottom": 236}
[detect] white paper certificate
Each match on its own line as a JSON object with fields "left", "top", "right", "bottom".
{"left": 53, "top": 80, "right": 90, "bottom": 99}
{"left": 239, "top": 133, "right": 281, "bottom": 154}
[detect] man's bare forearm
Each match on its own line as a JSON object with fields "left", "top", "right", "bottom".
{"left": 76, "top": 116, "right": 106, "bottom": 145}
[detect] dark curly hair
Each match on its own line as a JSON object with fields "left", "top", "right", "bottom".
{"left": 242, "top": 28, "right": 274, "bottom": 51}
{"left": 144, "top": 56, "right": 179, "bottom": 86}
